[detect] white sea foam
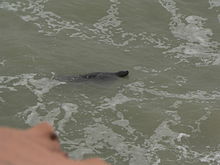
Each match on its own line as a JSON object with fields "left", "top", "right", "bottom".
{"left": 200, "top": 151, "right": 220, "bottom": 164}
{"left": 0, "top": 1, "right": 21, "bottom": 11}
{"left": 125, "top": 81, "right": 145, "bottom": 94}
{"left": 78, "top": 110, "right": 186, "bottom": 165}
{"left": 212, "top": 54, "right": 220, "bottom": 65}
{"left": 97, "top": 93, "right": 136, "bottom": 111}
{"left": 57, "top": 103, "right": 78, "bottom": 132}
{"left": 145, "top": 89, "right": 220, "bottom": 100}
{"left": 83, "top": 123, "right": 152, "bottom": 165}
{"left": 20, "top": 15, "right": 39, "bottom": 22}
{"left": 1, "top": 73, "right": 64, "bottom": 126}
{"left": 69, "top": 147, "right": 95, "bottom": 160}
{"left": 159, "top": 0, "right": 220, "bottom": 66}
{"left": 0, "top": 85, "right": 17, "bottom": 92}
{"left": 0, "top": 97, "right": 5, "bottom": 103}
{"left": 0, "top": 0, "right": 171, "bottom": 48}
{"left": 193, "top": 109, "right": 212, "bottom": 133}
{"left": 134, "top": 66, "right": 150, "bottom": 73}
{"left": 9, "top": 74, "right": 64, "bottom": 101}
{"left": 112, "top": 111, "right": 135, "bottom": 134}
{"left": 126, "top": 81, "right": 220, "bottom": 101}
{"left": 176, "top": 133, "right": 190, "bottom": 142}
{"left": 28, "top": 77, "right": 64, "bottom": 101}
{"left": 21, "top": 102, "right": 45, "bottom": 126}
{"left": 0, "top": 59, "right": 6, "bottom": 66}
{"left": 93, "top": 0, "right": 121, "bottom": 33}
{"left": 209, "top": 0, "right": 220, "bottom": 8}
{"left": 169, "top": 100, "right": 183, "bottom": 109}
{"left": 21, "top": 102, "right": 78, "bottom": 129}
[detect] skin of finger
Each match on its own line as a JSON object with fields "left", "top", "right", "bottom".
{"left": 0, "top": 123, "right": 110, "bottom": 165}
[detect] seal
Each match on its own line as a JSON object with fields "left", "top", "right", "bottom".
{"left": 55, "top": 70, "right": 129, "bottom": 82}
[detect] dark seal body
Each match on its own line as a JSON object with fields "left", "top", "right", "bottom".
{"left": 55, "top": 71, "right": 129, "bottom": 82}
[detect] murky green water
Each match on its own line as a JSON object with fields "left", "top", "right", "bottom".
{"left": 1, "top": 0, "right": 220, "bottom": 164}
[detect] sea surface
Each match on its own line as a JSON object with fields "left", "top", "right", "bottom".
{"left": 1, "top": 0, "right": 220, "bottom": 164}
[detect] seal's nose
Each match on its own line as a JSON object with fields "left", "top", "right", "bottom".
{"left": 116, "top": 71, "right": 129, "bottom": 77}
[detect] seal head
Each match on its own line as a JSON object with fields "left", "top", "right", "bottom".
{"left": 115, "top": 71, "right": 129, "bottom": 77}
